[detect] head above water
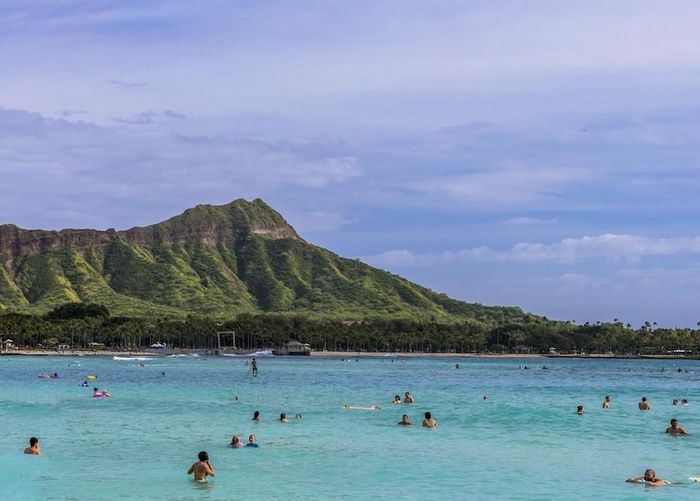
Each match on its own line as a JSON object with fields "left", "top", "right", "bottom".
{"left": 280, "top": 413, "right": 286, "bottom": 420}
{"left": 198, "top": 451, "right": 209, "bottom": 462}
{"left": 253, "top": 410, "right": 260, "bottom": 420}
{"left": 424, "top": 411, "right": 432, "bottom": 420}
{"left": 641, "top": 397, "right": 647, "bottom": 402}
{"left": 231, "top": 435, "right": 240, "bottom": 444}
{"left": 670, "top": 419, "right": 678, "bottom": 425}
{"left": 248, "top": 434, "right": 256, "bottom": 443}
{"left": 644, "top": 469, "right": 656, "bottom": 481}
{"left": 29, "top": 437, "right": 38, "bottom": 446}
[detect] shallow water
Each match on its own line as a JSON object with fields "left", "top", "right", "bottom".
{"left": 1, "top": 355, "right": 699, "bottom": 500}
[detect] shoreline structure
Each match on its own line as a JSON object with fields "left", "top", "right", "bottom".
{"left": 0, "top": 349, "right": 694, "bottom": 359}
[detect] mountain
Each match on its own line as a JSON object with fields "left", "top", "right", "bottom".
{"left": 0, "top": 199, "right": 524, "bottom": 321}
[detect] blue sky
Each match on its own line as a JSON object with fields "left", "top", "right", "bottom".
{"left": 1, "top": 1, "right": 700, "bottom": 326}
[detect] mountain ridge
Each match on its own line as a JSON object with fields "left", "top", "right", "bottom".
{"left": 0, "top": 199, "right": 524, "bottom": 322}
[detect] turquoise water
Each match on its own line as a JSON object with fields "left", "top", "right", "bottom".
{"left": 1, "top": 355, "right": 700, "bottom": 500}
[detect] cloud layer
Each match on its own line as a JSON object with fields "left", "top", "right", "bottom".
{"left": 1, "top": 1, "right": 700, "bottom": 325}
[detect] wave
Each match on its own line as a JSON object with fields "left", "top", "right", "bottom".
{"left": 167, "top": 354, "right": 200, "bottom": 358}
{"left": 112, "top": 356, "right": 154, "bottom": 361}
{"left": 223, "top": 349, "right": 274, "bottom": 358}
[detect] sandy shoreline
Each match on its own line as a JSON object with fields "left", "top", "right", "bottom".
{"left": 1, "top": 349, "right": 693, "bottom": 359}
{"left": 0, "top": 349, "right": 545, "bottom": 358}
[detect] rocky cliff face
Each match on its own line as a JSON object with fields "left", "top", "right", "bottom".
{"left": 0, "top": 198, "right": 521, "bottom": 322}
{"left": 0, "top": 199, "right": 300, "bottom": 268}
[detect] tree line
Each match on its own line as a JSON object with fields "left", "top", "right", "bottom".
{"left": 0, "top": 303, "right": 699, "bottom": 355}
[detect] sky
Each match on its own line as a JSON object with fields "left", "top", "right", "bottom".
{"left": 1, "top": 1, "right": 700, "bottom": 326}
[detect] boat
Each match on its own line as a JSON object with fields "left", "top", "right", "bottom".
{"left": 272, "top": 340, "right": 312, "bottom": 356}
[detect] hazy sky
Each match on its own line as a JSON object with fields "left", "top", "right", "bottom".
{"left": 2, "top": 1, "right": 700, "bottom": 326}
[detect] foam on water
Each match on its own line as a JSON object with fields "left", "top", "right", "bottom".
{"left": 112, "top": 356, "right": 153, "bottom": 361}
{"left": 2, "top": 356, "right": 700, "bottom": 500}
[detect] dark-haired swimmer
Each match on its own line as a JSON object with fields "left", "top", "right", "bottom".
{"left": 252, "top": 410, "right": 261, "bottom": 421}
{"left": 393, "top": 395, "right": 401, "bottom": 405}
{"left": 666, "top": 419, "right": 689, "bottom": 435}
{"left": 576, "top": 405, "right": 584, "bottom": 415}
{"left": 398, "top": 414, "right": 412, "bottom": 426}
{"left": 422, "top": 411, "right": 437, "bottom": 428}
{"left": 279, "top": 413, "right": 289, "bottom": 423}
{"left": 24, "top": 437, "right": 40, "bottom": 455}
{"left": 626, "top": 469, "right": 670, "bottom": 487}
{"left": 188, "top": 451, "right": 215, "bottom": 482}
{"left": 638, "top": 397, "right": 650, "bottom": 410}
{"left": 602, "top": 395, "right": 611, "bottom": 408}
{"left": 404, "top": 392, "right": 414, "bottom": 404}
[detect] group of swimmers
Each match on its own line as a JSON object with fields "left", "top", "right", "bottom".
{"left": 573, "top": 394, "right": 693, "bottom": 486}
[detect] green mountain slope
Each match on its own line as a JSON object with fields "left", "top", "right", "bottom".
{"left": 0, "top": 199, "right": 524, "bottom": 321}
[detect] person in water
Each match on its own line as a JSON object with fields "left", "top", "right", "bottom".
{"left": 188, "top": 451, "right": 215, "bottom": 482}
{"left": 295, "top": 413, "right": 302, "bottom": 420}
{"left": 638, "top": 397, "right": 651, "bottom": 410}
{"left": 279, "top": 412, "right": 289, "bottom": 423}
{"left": 666, "top": 419, "right": 689, "bottom": 435}
{"left": 404, "top": 392, "right": 415, "bottom": 404}
{"left": 682, "top": 399, "right": 689, "bottom": 406}
{"left": 24, "top": 437, "right": 41, "bottom": 455}
{"left": 483, "top": 394, "right": 489, "bottom": 400}
{"left": 576, "top": 405, "right": 585, "bottom": 415}
{"left": 626, "top": 469, "right": 670, "bottom": 487}
{"left": 80, "top": 381, "right": 89, "bottom": 387}
{"left": 398, "top": 415, "right": 412, "bottom": 426}
{"left": 252, "top": 410, "right": 261, "bottom": 421}
{"left": 101, "top": 389, "right": 112, "bottom": 398}
{"left": 672, "top": 399, "right": 679, "bottom": 406}
{"left": 393, "top": 395, "right": 401, "bottom": 405}
{"left": 229, "top": 435, "right": 243, "bottom": 448}
{"left": 245, "top": 434, "right": 259, "bottom": 448}
{"left": 422, "top": 411, "right": 437, "bottom": 428}
{"left": 602, "top": 395, "right": 611, "bottom": 408}
{"left": 251, "top": 357, "right": 258, "bottom": 376}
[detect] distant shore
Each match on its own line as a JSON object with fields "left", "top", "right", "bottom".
{"left": 1, "top": 349, "right": 695, "bottom": 360}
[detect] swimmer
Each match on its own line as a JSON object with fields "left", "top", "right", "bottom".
{"left": 638, "top": 397, "right": 651, "bottom": 410}
{"left": 483, "top": 394, "right": 488, "bottom": 400}
{"left": 229, "top": 435, "right": 243, "bottom": 448}
{"left": 393, "top": 395, "right": 401, "bottom": 405}
{"left": 343, "top": 405, "right": 381, "bottom": 410}
{"left": 24, "top": 437, "right": 40, "bottom": 455}
{"left": 245, "top": 434, "right": 259, "bottom": 448}
{"left": 673, "top": 399, "right": 679, "bottom": 406}
{"left": 576, "top": 405, "right": 585, "bottom": 415}
{"left": 602, "top": 395, "right": 611, "bottom": 408}
{"left": 188, "top": 451, "right": 215, "bottom": 482}
{"left": 404, "top": 392, "right": 415, "bottom": 404}
{"left": 100, "top": 389, "right": 112, "bottom": 398}
{"left": 398, "top": 414, "right": 412, "bottom": 426}
{"left": 80, "top": 381, "right": 89, "bottom": 387}
{"left": 279, "top": 412, "right": 289, "bottom": 423}
{"left": 666, "top": 418, "right": 689, "bottom": 435}
{"left": 235, "top": 395, "right": 240, "bottom": 402}
{"left": 295, "top": 413, "right": 302, "bottom": 420}
{"left": 252, "top": 410, "right": 261, "bottom": 421}
{"left": 626, "top": 469, "right": 670, "bottom": 487}
{"left": 682, "top": 399, "right": 689, "bottom": 406}
{"left": 251, "top": 357, "right": 258, "bottom": 376}
{"left": 455, "top": 363, "right": 460, "bottom": 369}
{"left": 422, "top": 411, "right": 437, "bottom": 428}
{"left": 92, "top": 387, "right": 102, "bottom": 397}
{"left": 50, "top": 373, "right": 59, "bottom": 379}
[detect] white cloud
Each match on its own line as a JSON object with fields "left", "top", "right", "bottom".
{"left": 362, "top": 234, "right": 700, "bottom": 267}
{"left": 411, "top": 166, "right": 588, "bottom": 208}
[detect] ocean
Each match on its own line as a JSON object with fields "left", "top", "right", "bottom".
{"left": 1, "top": 354, "right": 699, "bottom": 500}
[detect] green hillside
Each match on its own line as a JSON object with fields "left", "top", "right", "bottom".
{"left": 0, "top": 199, "right": 524, "bottom": 321}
